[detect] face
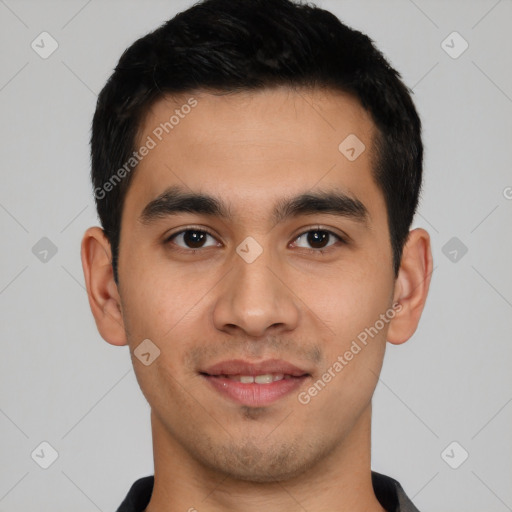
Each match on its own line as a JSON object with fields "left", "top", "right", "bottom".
{"left": 116, "top": 87, "right": 397, "bottom": 482}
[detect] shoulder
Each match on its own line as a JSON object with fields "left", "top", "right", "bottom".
{"left": 372, "top": 471, "right": 421, "bottom": 512}
{"left": 116, "top": 475, "right": 154, "bottom": 512}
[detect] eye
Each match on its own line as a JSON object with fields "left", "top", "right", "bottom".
{"left": 292, "top": 228, "right": 344, "bottom": 253}
{"left": 165, "top": 226, "right": 345, "bottom": 254}
{"left": 166, "top": 228, "right": 219, "bottom": 250}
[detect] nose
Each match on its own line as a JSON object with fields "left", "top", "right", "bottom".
{"left": 212, "top": 246, "right": 300, "bottom": 338}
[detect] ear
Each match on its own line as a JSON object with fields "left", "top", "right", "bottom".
{"left": 80, "top": 227, "right": 127, "bottom": 346}
{"left": 387, "top": 228, "right": 433, "bottom": 345}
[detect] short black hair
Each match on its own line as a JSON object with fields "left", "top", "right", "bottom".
{"left": 91, "top": 0, "right": 422, "bottom": 284}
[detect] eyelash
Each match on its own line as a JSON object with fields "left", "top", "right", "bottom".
{"left": 164, "top": 225, "right": 346, "bottom": 256}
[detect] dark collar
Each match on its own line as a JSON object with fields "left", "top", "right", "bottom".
{"left": 371, "top": 471, "right": 421, "bottom": 512}
{"left": 116, "top": 471, "right": 420, "bottom": 512}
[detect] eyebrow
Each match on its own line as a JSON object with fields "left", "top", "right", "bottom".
{"left": 139, "top": 184, "right": 369, "bottom": 227}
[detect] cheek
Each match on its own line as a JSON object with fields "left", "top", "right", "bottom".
{"left": 119, "top": 241, "right": 203, "bottom": 337}
{"left": 298, "top": 260, "right": 393, "bottom": 340}
{"left": 121, "top": 268, "right": 205, "bottom": 411}
{"left": 293, "top": 257, "right": 392, "bottom": 402}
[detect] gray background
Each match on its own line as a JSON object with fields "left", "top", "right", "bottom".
{"left": 1, "top": 0, "right": 511, "bottom": 510}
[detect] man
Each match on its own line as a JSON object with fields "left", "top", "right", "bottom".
{"left": 81, "top": 0, "right": 432, "bottom": 510}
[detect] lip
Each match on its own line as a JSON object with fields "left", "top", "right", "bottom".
{"left": 201, "top": 358, "right": 310, "bottom": 377}
{"left": 201, "top": 374, "right": 310, "bottom": 407}
{"left": 199, "top": 358, "right": 311, "bottom": 407}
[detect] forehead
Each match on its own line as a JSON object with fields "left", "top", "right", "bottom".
{"left": 124, "top": 86, "right": 381, "bottom": 223}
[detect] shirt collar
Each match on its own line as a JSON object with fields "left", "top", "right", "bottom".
{"left": 116, "top": 471, "right": 420, "bottom": 512}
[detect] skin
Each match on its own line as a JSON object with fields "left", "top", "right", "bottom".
{"left": 81, "top": 86, "right": 432, "bottom": 512}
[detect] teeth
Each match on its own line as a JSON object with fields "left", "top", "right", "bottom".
{"left": 255, "top": 374, "right": 277, "bottom": 384}
{"left": 224, "top": 373, "right": 285, "bottom": 384}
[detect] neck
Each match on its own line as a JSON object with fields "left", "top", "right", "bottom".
{"left": 144, "top": 403, "right": 385, "bottom": 512}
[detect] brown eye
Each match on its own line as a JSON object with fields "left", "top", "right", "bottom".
{"left": 293, "top": 229, "right": 342, "bottom": 251}
{"left": 168, "top": 229, "right": 218, "bottom": 249}
{"left": 307, "top": 230, "right": 329, "bottom": 249}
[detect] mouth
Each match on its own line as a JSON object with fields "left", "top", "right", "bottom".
{"left": 199, "top": 359, "right": 312, "bottom": 407}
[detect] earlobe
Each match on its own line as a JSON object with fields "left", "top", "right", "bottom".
{"left": 387, "top": 228, "right": 433, "bottom": 345}
{"left": 80, "top": 227, "right": 128, "bottom": 346}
